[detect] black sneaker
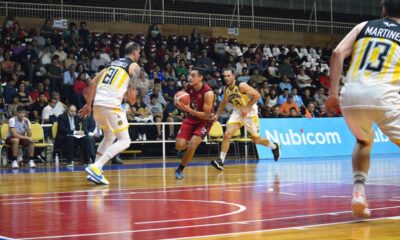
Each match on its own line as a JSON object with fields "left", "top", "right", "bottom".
{"left": 210, "top": 159, "right": 224, "bottom": 171}
{"left": 272, "top": 142, "right": 280, "bottom": 161}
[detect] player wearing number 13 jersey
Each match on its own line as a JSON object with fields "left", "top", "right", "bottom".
{"left": 327, "top": 0, "right": 400, "bottom": 219}
{"left": 79, "top": 42, "right": 141, "bottom": 185}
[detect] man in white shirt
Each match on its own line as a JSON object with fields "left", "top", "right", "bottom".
{"left": 6, "top": 106, "right": 36, "bottom": 169}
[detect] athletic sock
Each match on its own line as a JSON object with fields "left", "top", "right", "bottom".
{"left": 177, "top": 164, "right": 185, "bottom": 171}
{"left": 220, "top": 152, "right": 227, "bottom": 163}
{"left": 268, "top": 142, "right": 277, "bottom": 150}
{"left": 353, "top": 171, "right": 367, "bottom": 195}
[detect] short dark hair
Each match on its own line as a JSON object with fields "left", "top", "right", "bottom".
{"left": 17, "top": 106, "right": 25, "bottom": 112}
{"left": 223, "top": 68, "right": 236, "bottom": 76}
{"left": 124, "top": 42, "right": 140, "bottom": 55}
{"left": 192, "top": 67, "right": 206, "bottom": 77}
{"left": 150, "top": 94, "right": 158, "bottom": 99}
{"left": 382, "top": 0, "right": 400, "bottom": 17}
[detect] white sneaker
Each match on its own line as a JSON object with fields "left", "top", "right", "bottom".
{"left": 142, "top": 134, "right": 147, "bottom": 141}
{"left": 351, "top": 192, "right": 371, "bottom": 218}
{"left": 29, "top": 160, "right": 37, "bottom": 168}
{"left": 12, "top": 160, "right": 19, "bottom": 169}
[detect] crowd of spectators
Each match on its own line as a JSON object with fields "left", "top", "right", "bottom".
{"left": 0, "top": 16, "right": 347, "bottom": 141}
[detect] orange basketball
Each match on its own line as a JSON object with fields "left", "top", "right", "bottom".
{"left": 174, "top": 91, "right": 190, "bottom": 105}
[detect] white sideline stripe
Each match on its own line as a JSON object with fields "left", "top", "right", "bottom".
{"left": 16, "top": 206, "right": 400, "bottom": 240}
{"left": 37, "top": 209, "right": 65, "bottom": 215}
{"left": 161, "top": 215, "right": 400, "bottom": 240}
{"left": 0, "top": 182, "right": 301, "bottom": 202}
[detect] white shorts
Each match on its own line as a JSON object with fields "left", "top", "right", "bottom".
{"left": 342, "top": 108, "right": 400, "bottom": 145}
{"left": 227, "top": 111, "right": 260, "bottom": 138}
{"left": 93, "top": 105, "right": 129, "bottom": 134}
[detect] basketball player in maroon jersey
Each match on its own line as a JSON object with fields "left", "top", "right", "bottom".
{"left": 174, "top": 67, "right": 214, "bottom": 179}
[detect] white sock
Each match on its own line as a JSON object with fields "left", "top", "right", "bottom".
{"left": 220, "top": 152, "right": 227, "bottom": 163}
{"left": 268, "top": 142, "right": 277, "bottom": 150}
{"left": 353, "top": 171, "right": 368, "bottom": 195}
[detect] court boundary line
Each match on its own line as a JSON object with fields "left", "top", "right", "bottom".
{"left": 162, "top": 215, "right": 400, "bottom": 240}
{"left": 0, "top": 235, "right": 13, "bottom": 240}
{"left": 14, "top": 205, "right": 400, "bottom": 240}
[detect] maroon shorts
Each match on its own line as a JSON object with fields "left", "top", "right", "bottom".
{"left": 177, "top": 118, "right": 213, "bottom": 141}
{"left": 5, "top": 137, "right": 30, "bottom": 146}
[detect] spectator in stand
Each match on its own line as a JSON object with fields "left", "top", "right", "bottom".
{"left": 148, "top": 24, "right": 161, "bottom": 42}
{"left": 19, "top": 42, "right": 38, "bottom": 82}
{"left": 162, "top": 78, "right": 178, "bottom": 104}
{"left": 268, "top": 105, "right": 282, "bottom": 118}
{"left": 278, "top": 88, "right": 289, "bottom": 105}
{"left": 78, "top": 21, "right": 90, "bottom": 43}
{"left": 46, "top": 55, "right": 63, "bottom": 92}
{"left": 110, "top": 48, "right": 121, "bottom": 62}
{"left": 73, "top": 72, "right": 88, "bottom": 109}
{"left": 236, "top": 56, "right": 247, "bottom": 76}
{"left": 40, "top": 18, "right": 54, "bottom": 39}
{"left": 3, "top": 77, "right": 18, "bottom": 104}
{"left": 314, "top": 87, "right": 327, "bottom": 112}
{"left": 296, "top": 68, "right": 313, "bottom": 90}
{"left": 189, "top": 28, "right": 201, "bottom": 50}
{"left": 76, "top": 63, "right": 90, "bottom": 80}
{"left": 204, "top": 72, "right": 219, "bottom": 89}
{"left": 250, "top": 68, "right": 267, "bottom": 86}
{"left": 54, "top": 45, "right": 67, "bottom": 63}
{"left": 136, "top": 67, "right": 150, "bottom": 93}
{"left": 280, "top": 94, "right": 300, "bottom": 117}
{"left": 165, "top": 101, "right": 184, "bottom": 139}
{"left": 319, "top": 69, "right": 331, "bottom": 90}
{"left": 17, "top": 82, "right": 33, "bottom": 111}
{"left": 50, "top": 91, "right": 66, "bottom": 117}
{"left": 321, "top": 43, "right": 333, "bottom": 62}
{"left": 64, "top": 52, "right": 77, "bottom": 70}
{"left": 214, "top": 37, "right": 227, "bottom": 65}
{"left": 130, "top": 96, "right": 152, "bottom": 140}
{"left": 162, "top": 62, "right": 176, "bottom": 80}
{"left": 287, "top": 46, "right": 300, "bottom": 64}
{"left": 147, "top": 94, "right": 164, "bottom": 140}
{"left": 99, "top": 45, "right": 111, "bottom": 64}
{"left": 227, "top": 42, "right": 243, "bottom": 59}
{"left": 29, "top": 82, "right": 50, "bottom": 102}
{"left": 78, "top": 52, "right": 91, "bottom": 71}
{"left": 291, "top": 88, "right": 305, "bottom": 110}
{"left": 13, "top": 63, "right": 26, "bottom": 79}
{"left": 62, "top": 64, "right": 77, "bottom": 105}
{"left": 41, "top": 98, "right": 58, "bottom": 125}
{"left": 237, "top": 67, "right": 250, "bottom": 83}
{"left": 279, "top": 75, "right": 292, "bottom": 92}
{"left": 32, "top": 28, "right": 46, "bottom": 47}
{"left": 196, "top": 49, "right": 214, "bottom": 70}
{"left": 278, "top": 56, "right": 295, "bottom": 79}
{"left": 305, "top": 102, "right": 321, "bottom": 118}
{"left": 301, "top": 88, "right": 314, "bottom": 107}
{"left": 31, "top": 92, "right": 47, "bottom": 123}
{"left": 39, "top": 44, "right": 52, "bottom": 66}
{"left": 289, "top": 107, "right": 301, "bottom": 118}
{"left": 175, "top": 59, "right": 189, "bottom": 76}
{"left": 7, "top": 106, "right": 36, "bottom": 169}
{"left": 90, "top": 51, "right": 108, "bottom": 73}
{"left": 7, "top": 94, "right": 21, "bottom": 118}
{"left": 2, "top": 52, "right": 16, "bottom": 74}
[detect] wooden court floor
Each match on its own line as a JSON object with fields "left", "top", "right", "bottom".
{"left": 0, "top": 156, "right": 399, "bottom": 239}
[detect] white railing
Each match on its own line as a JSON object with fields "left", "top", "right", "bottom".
{"left": 0, "top": 1, "right": 354, "bottom": 34}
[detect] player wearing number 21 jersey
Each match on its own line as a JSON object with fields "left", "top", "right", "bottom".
{"left": 327, "top": 0, "right": 400, "bottom": 219}
{"left": 79, "top": 42, "right": 141, "bottom": 185}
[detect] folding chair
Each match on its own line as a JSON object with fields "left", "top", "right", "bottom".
{"left": 30, "top": 123, "right": 51, "bottom": 163}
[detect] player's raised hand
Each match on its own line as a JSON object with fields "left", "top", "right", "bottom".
{"left": 78, "top": 104, "right": 91, "bottom": 118}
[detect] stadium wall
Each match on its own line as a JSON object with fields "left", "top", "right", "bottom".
{"left": 3, "top": 16, "right": 346, "bottom": 46}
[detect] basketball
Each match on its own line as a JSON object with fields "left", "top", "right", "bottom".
{"left": 174, "top": 91, "right": 190, "bottom": 105}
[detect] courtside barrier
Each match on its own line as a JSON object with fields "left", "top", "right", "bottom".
{"left": 258, "top": 118, "right": 399, "bottom": 159}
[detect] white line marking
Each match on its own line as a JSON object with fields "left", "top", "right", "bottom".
{"left": 161, "top": 215, "right": 400, "bottom": 240}
{"left": 37, "top": 210, "right": 65, "bottom": 215}
{"left": 279, "top": 192, "right": 297, "bottom": 196}
{"left": 17, "top": 210, "right": 400, "bottom": 240}
{"left": 224, "top": 190, "right": 241, "bottom": 192}
{"left": 321, "top": 195, "right": 349, "bottom": 198}
{"left": 135, "top": 200, "right": 246, "bottom": 224}
{"left": 3, "top": 198, "right": 246, "bottom": 224}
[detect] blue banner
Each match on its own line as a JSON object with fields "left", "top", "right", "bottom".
{"left": 257, "top": 118, "right": 399, "bottom": 159}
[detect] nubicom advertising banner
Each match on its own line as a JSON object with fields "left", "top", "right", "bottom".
{"left": 258, "top": 118, "right": 399, "bottom": 159}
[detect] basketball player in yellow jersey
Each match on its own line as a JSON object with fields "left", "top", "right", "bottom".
{"left": 79, "top": 42, "right": 141, "bottom": 185}
{"left": 211, "top": 68, "right": 280, "bottom": 171}
{"left": 327, "top": 0, "right": 400, "bottom": 218}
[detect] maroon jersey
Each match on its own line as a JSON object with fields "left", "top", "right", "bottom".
{"left": 186, "top": 83, "right": 214, "bottom": 123}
